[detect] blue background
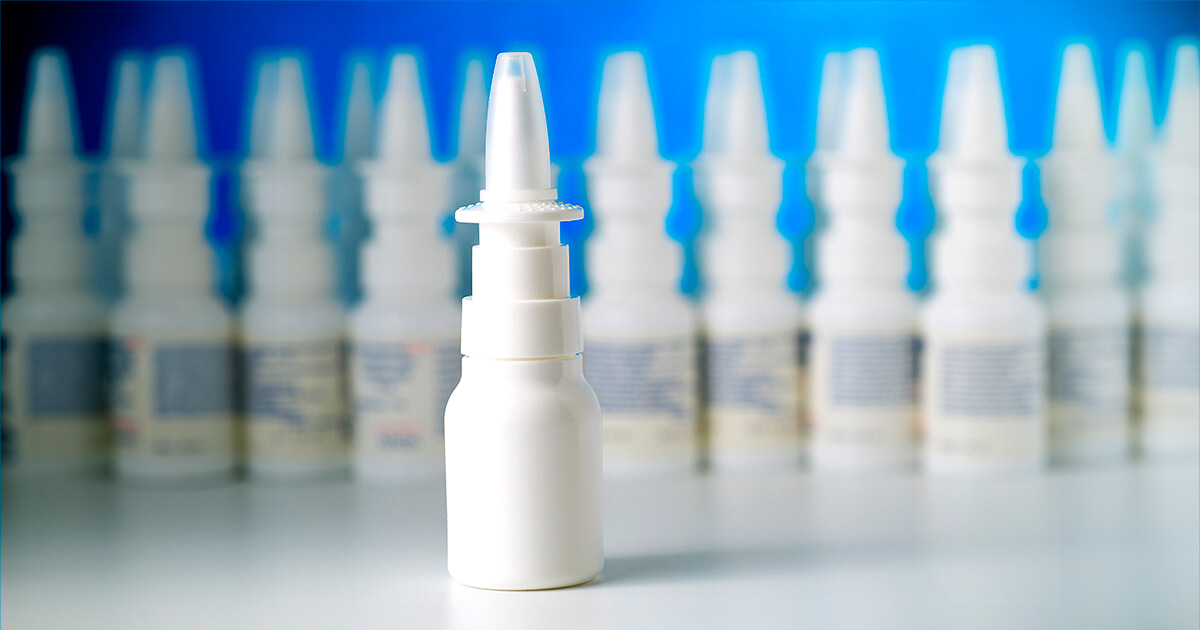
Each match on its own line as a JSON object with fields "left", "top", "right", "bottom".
{"left": 2, "top": 1, "right": 1197, "bottom": 300}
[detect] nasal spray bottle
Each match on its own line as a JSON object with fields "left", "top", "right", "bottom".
{"left": 445, "top": 53, "right": 603, "bottom": 590}
{"left": 583, "top": 52, "right": 700, "bottom": 477}
{"left": 1140, "top": 42, "right": 1200, "bottom": 458}
{"left": 923, "top": 46, "right": 1046, "bottom": 474}
{"left": 452, "top": 59, "right": 487, "bottom": 299}
{"left": 695, "top": 52, "right": 804, "bottom": 471}
{"left": 807, "top": 49, "right": 917, "bottom": 473}
{"left": 241, "top": 57, "right": 347, "bottom": 481}
{"left": 351, "top": 54, "right": 460, "bottom": 483}
{"left": 803, "top": 51, "right": 846, "bottom": 284}
{"left": 332, "top": 58, "right": 374, "bottom": 306}
{"left": 111, "top": 55, "right": 236, "bottom": 484}
{"left": 1, "top": 49, "right": 106, "bottom": 474}
{"left": 95, "top": 53, "right": 143, "bottom": 303}
{"left": 1038, "top": 45, "right": 1131, "bottom": 464}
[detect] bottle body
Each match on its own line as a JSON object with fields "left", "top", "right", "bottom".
{"left": 702, "top": 287, "right": 805, "bottom": 471}
{"left": 241, "top": 295, "right": 347, "bottom": 481}
{"left": 1, "top": 291, "right": 108, "bottom": 474}
{"left": 444, "top": 355, "right": 604, "bottom": 590}
{"left": 109, "top": 293, "right": 236, "bottom": 484}
{"left": 921, "top": 288, "right": 1047, "bottom": 474}
{"left": 349, "top": 296, "right": 460, "bottom": 483}
{"left": 808, "top": 286, "right": 917, "bottom": 473}
{"left": 1045, "top": 284, "right": 1132, "bottom": 464}
{"left": 1139, "top": 277, "right": 1200, "bottom": 458}
{"left": 583, "top": 291, "right": 700, "bottom": 477}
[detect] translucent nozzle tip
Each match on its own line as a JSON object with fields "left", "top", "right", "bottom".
{"left": 377, "top": 53, "right": 432, "bottom": 163}
{"left": 1161, "top": 42, "right": 1200, "bottom": 158}
{"left": 106, "top": 54, "right": 143, "bottom": 159}
{"left": 1116, "top": 49, "right": 1155, "bottom": 154}
{"left": 342, "top": 60, "right": 374, "bottom": 162}
{"left": 814, "top": 51, "right": 845, "bottom": 153}
{"left": 1052, "top": 44, "right": 1106, "bottom": 152}
{"left": 21, "top": 48, "right": 79, "bottom": 159}
{"left": 248, "top": 58, "right": 278, "bottom": 159}
{"left": 938, "top": 45, "right": 1010, "bottom": 158}
{"left": 458, "top": 58, "right": 488, "bottom": 161}
{"left": 484, "top": 52, "right": 552, "bottom": 193}
{"left": 596, "top": 51, "right": 659, "bottom": 160}
{"left": 701, "top": 54, "right": 731, "bottom": 153}
{"left": 836, "top": 48, "right": 891, "bottom": 157}
{"left": 269, "top": 57, "right": 316, "bottom": 160}
{"left": 143, "top": 55, "right": 199, "bottom": 160}
{"left": 721, "top": 51, "right": 770, "bottom": 157}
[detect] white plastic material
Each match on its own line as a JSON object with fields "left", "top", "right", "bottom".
{"left": 452, "top": 59, "right": 488, "bottom": 299}
{"left": 112, "top": 54, "right": 236, "bottom": 485}
{"left": 582, "top": 52, "right": 700, "bottom": 478}
{"left": 1114, "top": 49, "right": 1156, "bottom": 291}
{"left": 923, "top": 45, "right": 1047, "bottom": 475}
{"left": 240, "top": 56, "right": 347, "bottom": 481}
{"left": 332, "top": 57, "right": 374, "bottom": 305}
{"left": 445, "top": 52, "right": 603, "bottom": 590}
{"left": 1039, "top": 44, "right": 1132, "bottom": 465}
{"left": 2, "top": 49, "right": 107, "bottom": 475}
{"left": 694, "top": 51, "right": 804, "bottom": 471}
{"left": 351, "top": 53, "right": 459, "bottom": 484}
{"left": 808, "top": 49, "right": 917, "bottom": 473}
{"left": 95, "top": 53, "right": 143, "bottom": 303}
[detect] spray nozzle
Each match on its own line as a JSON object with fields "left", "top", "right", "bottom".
{"left": 705, "top": 51, "right": 770, "bottom": 158}
{"left": 248, "top": 58, "right": 278, "bottom": 159}
{"left": 1116, "top": 48, "right": 1155, "bottom": 154}
{"left": 268, "top": 57, "right": 316, "bottom": 160}
{"left": 484, "top": 52, "right": 553, "bottom": 196}
{"left": 835, "top": 48, "right": 892, "bottom": 158}
{"left": 1161, "top": 41, "right": 1200, "bottom": 159}
{"left": 376, "top": 53, "right": 433, "bottom": 163}
{"left": 341, "top": 59, "right": 374, "bottom": 163}
{"left": 1051, "top": 44, "right": 1106, "bottom": 153}
{"left": 595, "top": 51, "right": 659, "bottom": 160}
{"left": 814, "top": 51, "right": 845, "bottom": 154}
{"left": 458, "top": 58, "right": 488, "bottom": 162}
{"left": 105, "top": 53, "right": 143, "bottom": 159}
{"left": 21, "top": 47, "right": 79, "bottom": 160}
{"left": 143, "top": 54, "right": 199, "bottom": 161}
{"left": 937, "top": 45, "right": 1011, "bottom": 160}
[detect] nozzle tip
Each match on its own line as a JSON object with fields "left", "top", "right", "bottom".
{"left": 937, "top": 44, "right": 1011, "bottom": 159}
{"left": 106, "top": 53, "right": 144, "bottom": 159}
{"left": 596, "top": 51, "right": 660, "bottom": 160}
{"left": 1162, "top": 40, "right": 1200, "bottom": 157}
{"left": 143, "top": 53, "right": 199, "bottom": 161}
{"left": 22, "top": 47, "right": 79, "bottom": 159}
{"left": 1052, "top": 43, "right": 1106, "bottom": 152}
{"left": 835, "top": 47, "right": 891, "bottom": 157}
{"left": 269, "top": 56, "right": 316, "bottom": 160}
{"left": 377, "top": 52, "right": 432, "bottom": 163}
{"left": 484, "top": 52, "right": 553, "bottom": 195}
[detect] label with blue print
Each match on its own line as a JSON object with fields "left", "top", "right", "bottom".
{"left": 1048, "top": 326, "right": 1129, "bottom": 446}
{"left": 245, "top": 337, "right": 347, "bottom": 463}
{"left": 1141, "top": 325, "right": 1200, "bottom": 440}
{"left": 810, "top": 331, "right": 916, "bottom": 454}
{"left": 705, "top": 329, "right": 802, "bottom": 455}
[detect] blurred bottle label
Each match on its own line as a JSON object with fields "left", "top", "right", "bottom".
{"left": 585, "top": 334, "right": 698, "bottom": 459}
{"left": 110, "top": 334, "right": 235, "bottom": 463}
{"left": 1, "top": 329, "right": 107, "bottom": 467}
{"left": 351, "top": 336, "right": 459, "bottom": 460}
{"left": 1048, "top": 326, "right": 1130, "bottom": 446}
{"left": 810, "top": 332, "right": 915, "bottom": 454}
{"left": 705, "top": 330, "right": 802, "bottom": 454}
{"left": 925, "top": 337, "right": 1045, "bottom": 463}
{"left": 1141, "top": 325, "right": 1200, "bottom": 439}
{"left": 245, "top": 337, "right": 346, "bottom": 463}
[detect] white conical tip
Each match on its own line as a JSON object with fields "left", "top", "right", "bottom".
{"left": 721, "top": 51, "right": 770, "bottom": 157}
{"left": 106, "top": 53, "right": 143, "bottom": 159}
{"left": 814, "top": 51, "right": 845, "bottom": 153}
{"left": 21, "top": 48, "right": 79, "bottom": 159}
{"left": 376, "top": 53, "right": 432, "bottom": 163}
{"left": 342, "top": 59, "right": 374, "bottom": 162}
{"left": 596, "top": 51, "right": 659, "bottom": 160}
{"left": 248, "top": 58, "right": 278, "bottom": 158}
{"left": 458, "top": 58, "right": 488, "bottom": 161}
{"left": 1161, "top": 41, "right": 1200, "bottom": 158}
{"left": 1116, "top": 48, "right": 1154, "bottom": 153}
{"left": 835, "top": 47, "right": 891, "bottom": 157}
{"left": 937, "top": 44, "right": 1010, "bottom": 158}
{"left": 143, "top": 54, "right": 199, "bottom": 160}
{"left": 269, "top": 57, "right": 316, "bottom": 160}
{"left": 1051, "top": 44, "right": 1106, "bottom": 152}
{"left": 484, "top": 52, "right": 552, "bottom": 193}
{"left": 701, "top": 54, "right": 731, "bottom": 154}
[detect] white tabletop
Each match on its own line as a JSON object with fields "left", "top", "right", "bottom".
{"left": 3, "top": 460, "right": 1197, "bottom": 630}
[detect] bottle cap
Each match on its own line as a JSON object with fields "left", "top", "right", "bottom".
{"left": 1152, "top": 41, "right": 1200, "bottom": 207}
{"left": 9, "top": 48, "right": 89, "bottom": 212}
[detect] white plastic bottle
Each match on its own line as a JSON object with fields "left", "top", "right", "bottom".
{"left": 94, "top": 53, "right": 143, "bottom": 304}
{"left": 582, "top": 52, "right": 700, "bottom": 478}
{"left": 1140, "top": 42, "right": 1200, "bottom": 459}
{"left": 1038, "top": 44, "right": 1132, "bottom": 464}
{"left": 241, "top": 57, "right": 347, "bottom": 481}
{"left": 451, "top": 58, "right": 487, "bottom": 300}
{"left": 351, "top": 53, "right": 460, "bottom": 484}
{"left": 445, "top": 52, "right": 603, "bottom": 591}
{"left": 331, "top": 57, "right": 374, "bottom": 306}
{"left": 694, "top": 52, "right": 804, "bottom": 471}
{"left": 1, "top": 49, "right": 107, "bottom": 474}
{"left": 110, "top": 55, "right": 236, "bottom": 485}
{"left": 807, "top": 49, "right": 917, "bottom": 473}
{"left": 923, "top": 45, "right": 1047, "bottom": 475}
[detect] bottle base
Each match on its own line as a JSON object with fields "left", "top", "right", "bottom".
{"left": 354, "top": 457, "right": 444, "bottom": 484}
{"left": 924, "top": 454, "right": 1046, "bottom": 476}
{"left": 114, "top": 457, "right": 236, "bottom": 488}
{"left": 449, "top": 560, "right": 604, "bottom": 591}
{"left": 248, "top": 458, "right": 347, "bottom": 483}
{"left": 811, "top": 446, "right": 915, "bottom": 475}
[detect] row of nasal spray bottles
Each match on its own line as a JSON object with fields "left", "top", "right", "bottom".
{"left": 3, "top": 40, "right": 1198, "bottom": 487}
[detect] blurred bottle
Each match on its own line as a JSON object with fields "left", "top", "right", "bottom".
{"left": 331, "top": 56, "right": 374, "bottom": 306}
{"left": 351, "top": 53, "right": 459, "bottom": 484}
{"left": 110, "top": 54, "right": 237, "bottom": 485}
{"left": 923, "top": 45, "right": 1047, "bottom": 475}
{"left": 240, "top": 56, "right": 347, "bottom": 481}
{"left": 1038, "top": 44, "right": 1131, "bottom": 465}
{"left": 94, "top": 52, "right": 143, "bottom": 304}
{"left": 1, "top": 49, "right": 107, "bottom": 474}
{"left": 694, "top": 52, "right": 804, "bottom": 471}
{"left": 583, "top": 52, "right": 700, "bottom": 478}
{"left": 1140, "top": 41, "right": 1200, "bottom": 459}
{"left": 451, "top": 58, "right": 487, "bottom": 300}
{"left": 807, "top": 49, "right": 917, "bottom": 473}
